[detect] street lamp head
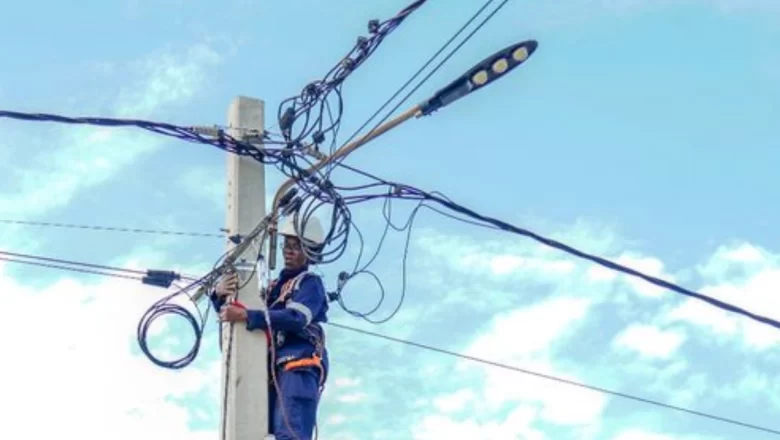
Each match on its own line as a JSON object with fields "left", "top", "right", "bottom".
{"left": 419, "top": 39, "right": 538, "bottom": 116}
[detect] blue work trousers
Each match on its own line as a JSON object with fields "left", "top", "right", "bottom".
{"left": 269, "top": 366, "right": 322, "bottom": 440}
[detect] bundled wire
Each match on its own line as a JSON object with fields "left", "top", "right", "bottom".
{"left": 328, "top": 184, "right": 500, "bottom": 323}
{"left": 14, "top": 0, "right": 744, "bottom": 361}
{"left": 290, "top": 178, "right": 353, "bottom": 265}
{"left": 0, "top": 109, "right": 284, "bottom": 165}
{"left": 135, "top": 252, "right": 224, "bottom": 370}
{"left": 0, "top": 248, "right": 210, "bottom": 369}
{"left": 0, "top": 0, "right": 447, "bottom": 283}
{"left": 136, "top": 274, "right": 213, "bottom": 369}
{"left": 274, "top": 0, "right": 515, "bottom": 276}
{"left": 135, "top": 239, "right": 258, "bottom": 370}
{"left": 275, "top": 0, "right": 429, "bottom": 159}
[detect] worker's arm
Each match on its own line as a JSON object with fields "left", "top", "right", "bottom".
{"left": 245, "top": 276, "right": 325, "bottom": 332}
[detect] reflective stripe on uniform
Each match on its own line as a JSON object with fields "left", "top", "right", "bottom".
{"left": 287, "top": 301, "right": 313, "bottom": 326}
{"left": 291, "top": 271, "right": 312, "bottom": 290}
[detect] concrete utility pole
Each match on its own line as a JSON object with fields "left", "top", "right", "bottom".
{"left": 221, "top": 96, "right": 269, "bottom": 440}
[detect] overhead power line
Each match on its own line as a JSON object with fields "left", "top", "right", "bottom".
{"left": 0, "top": 249, "right": 198, "bottom": 283}
{"left": 0, "top": 249, "right": 146, "bottom": 275}
{"left": 0, "top": 256, "right": 144, "bottom": 281}
{"left": 327, "top": 322, "right": 780, "bottom": 437}
{"left": 2, "top": 105, "right": 778, "bottom": 331}
{"left": 0, "top": 218, "right": 224, "bottom": 238}
{"left": 0, "top": 251, "right": 775, "bottom": 436}
{"left": 4, "top": 0, "right": 777, "bottom": 351}
{"left": 336, "top": 0, "right": 507, "bottom": 162}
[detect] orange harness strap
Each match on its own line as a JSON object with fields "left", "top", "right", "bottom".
{"left": 283, "top": 354, "right": 325, "bottom": 388}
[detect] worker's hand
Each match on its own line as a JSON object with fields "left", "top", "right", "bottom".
{"left": 220, "top": 304, "right": 248, "bottom": 323}
{"left": 216, "top": 273, "right": 238, "bottom": 298}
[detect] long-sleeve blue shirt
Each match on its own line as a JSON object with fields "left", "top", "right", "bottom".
{"left": 210, "top": 266, "right": 329, "bottom": 370}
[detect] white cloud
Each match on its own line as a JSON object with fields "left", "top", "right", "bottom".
{"left": 612, "top": 323, "right": 687, "bottom": 359}
{"left": 0, "top": 259, "right": 220, "bottom": 440}
{"left": 613, "top": 429, "right": 677, "bottom": 440}
{"left": 488, "top": 253, "right": 578, "bottom": 277}
{"left": 476, "top": 359, "right": 607, "bottom": 427}
{"left": 425, "top": 295, "right": 607, "bottom": 431}
{"left": 462, "top": 296, "right": 592, "bottom": 363}
{"left": 332, "top": 376, "right": 362, "bottom": 389}
{"left": 337, "top": 392, "right": 368, "bottom": 403}
{"left": 401, "top": 225, "right": 780, "bottom": 439}
{"left": 176, "top": 166, "right": 225, "bottom": 210}
{"left": 611, "top": 428, "right": 721, "bottom": 440}
{"left": 326, "top": 413, "right": 348, "bottom": 425}
{"left": 432, "top": 389, "right": 476, "bottom": 413}
{"left": 0, "top": 41, "right": 224, "bottom": 218}
{"left": 413, "top": 406, "right": 544, "bottom": 440}
{"left": 663, "top": 243, "right": 780, "bottom": 350}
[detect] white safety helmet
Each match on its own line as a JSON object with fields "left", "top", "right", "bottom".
{"left": 278, "top": 215, "right": 325, "bottom": 247}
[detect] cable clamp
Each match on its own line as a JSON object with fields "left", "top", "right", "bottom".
{"left": 191, "top": 125, "right": 222, "bottom": 137}
{"left": 368, "top": 19, "right": 379, "bottom": 34}
{"left": 234, "top": 260, "right": 255, "bottom": 275}
{"left": 142, "top": 270, "right": 181, "bottom": 288}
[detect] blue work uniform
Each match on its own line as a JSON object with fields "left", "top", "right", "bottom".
{"left": 210, "top": 265, "right": 329, "bottom": 440}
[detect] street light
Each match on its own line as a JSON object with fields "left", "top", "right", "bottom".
{"left": 419, "top": 39, "right": 538, "bottom": 116}
{"left": 267, "top": 39, "right": 539, "bottom": 270}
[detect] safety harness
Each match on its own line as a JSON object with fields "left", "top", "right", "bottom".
{"left": 264, "top": 271, "right": 327, "bottom": 389}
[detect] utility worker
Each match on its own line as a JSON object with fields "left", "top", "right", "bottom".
{"left": 210, "top": 215, "right": 329, "bottom": 440}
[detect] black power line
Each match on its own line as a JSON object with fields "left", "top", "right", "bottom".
{"left": 336, "top": 0, "right": 504, "bottom": 159}
{"left": 0, "top": 218, "right": 224, "bottom": 238}
{"left": 0, "top": 256, "right": 144, "bottom": 281}
{"left": 0, "top": 248, "right": 775, "bottom": 436}
{"left": 0, "top": 249, "right": 198, "bottom": 281}
{"left": 327, "top": 322, "right": 780, "bottom": 437}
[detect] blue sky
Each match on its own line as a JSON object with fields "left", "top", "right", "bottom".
{"left": 1, "top": 0, "right": 779, "bottom": 439}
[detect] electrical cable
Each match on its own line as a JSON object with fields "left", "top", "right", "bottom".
{"left": 5, "top": 0, "right": 774, "bottom": 346}
{"left": 137, "top": 274, "right": 212, "bottom": 370}
{"left": 5, "top": 244, "right": 778, "bottom": 435}
{"left": 0, "top": 0, "right": 504, "bottom": 289}
{"left": 0, "top": 256, "right": 143, "bottom": 281}
{"left": 265, "top": 0, "right": 433, "bottom": 269}
{"left": 328, "top": 0, "right": 511, "bottom": 175}
{"left": 334, "top": 194, "right": 421, "bottom": 323}
{"left": 0, "top": 218, "right": 224, "bottom": 238}
{"left": 276, "top": 0, "right": 430, "bottom": 152}
{"left": 212, "top": 232, "right": 302, "bottom": 440}
{"left": 2, "top": 249, "right": 774, "bottom": 436}
{"left": 0, "top": 249, "right": 148, "bottom": 276}
{"left": 3, "top": 131, "right": 777, "bottom": 335}
{"left": 327, "top": 322, "right": 780, "bottom": 437}
{"left": 402, "top": 186, "right": 780, "bottom": 332}
{"left": 0, "top": 249, "right": 199, "bottom": 280}
{"left": 335, "top": 0, "right": 499, "bottom": 162}
{"left": 330, "top": 185, "right": 500, "bottom": 323}
{"left": 135, "top": 242, "right": 250, "bottom": 371}
{"left": 0, "top": 248, "right": 211, "bottom": 369}
{"left": 310, "top": 150, "right": 780, "bottom": 335}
